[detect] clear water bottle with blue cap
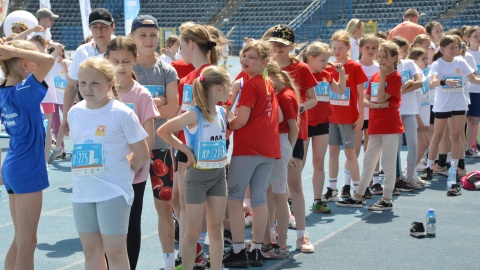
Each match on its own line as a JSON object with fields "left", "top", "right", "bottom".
{"left": 426, "top": 209, "right": 436, "bottom": 237}
{"left": 447, "top": 162, "right": 456, "bottom": 188}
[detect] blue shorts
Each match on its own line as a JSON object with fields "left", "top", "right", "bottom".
{"left": 468, "top": 93, "right": 480, "bottom": 117}
{"left": 3, "top": 163, "right": 49, "bottom": 194}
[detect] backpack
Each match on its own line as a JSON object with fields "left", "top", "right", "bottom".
{"left": 460, "top": 171, "right": 480, "bottom": 190}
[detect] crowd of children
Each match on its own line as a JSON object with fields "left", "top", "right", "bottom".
{"left": 2, "top": 6, "right": 480, "bottom": 270}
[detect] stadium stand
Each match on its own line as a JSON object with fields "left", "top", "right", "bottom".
{"left": 3, "top": 0, "right": 479, "bottom": 53}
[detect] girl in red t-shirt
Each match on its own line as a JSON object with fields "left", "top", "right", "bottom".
{"left": 336, "top": 41, "right": 404, "bottom": 210}
{"left": 324, "top": 30, "right": 368, "bottom": 202}
{"left": 299, "top": 42, "right": 346, "bottom": 214}
{"left": 223, "top": 40, "right": 280, "bottom": 268}
{"left": 267, "top": 24, "right": 317, "bottom": 253}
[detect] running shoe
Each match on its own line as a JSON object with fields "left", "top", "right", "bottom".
{"left": 447, "top": 184, "right": 462, "bottom": 196}
{"left": 367, "top": 198, "right": 393, "bottom": 211}
{"left": 395, "top": 180, "right": 414, "bottom": 192}
{"left": 370, "top": 183, "right": 383, "bottom": 195}
{"left": 261, "top": 243, "right": 289, "bottom": 260}
{"left": 222, "top": 248, "right": 249, "bottom": 268}
{"left": 311, "top": 200, "right": 331, "bottom": 213}
{"left": 420, "top": 167, "right": 433, "bottom": 180}
{"left": 341, "top": 185, "right": 351, "bottom": 198}
{"left": 321, "top": 187, "right": 339, "bottom": 202}
{"left": 410, "top": 222, "right": 426, "bottom": 238}
{"left": 335, "top": 197, "right": 363, "bottom": 208}
{"left": 433, "top": 165, "right": 448, "bottom": 177}
{"left": 288, "top": 214, "right": 296, "bottom": 229}
{"left": 248, "top": 248, "right": 265, "bottom": 267}
{"left": 296, "top": 234, "right": 314, "bottom": 253}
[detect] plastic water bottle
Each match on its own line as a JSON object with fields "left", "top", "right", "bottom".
{"left": 447, "top": 162, "right": 456, "bottom": 188}
{"left": 426, "top": 209, "right": 436, "bottom": 237}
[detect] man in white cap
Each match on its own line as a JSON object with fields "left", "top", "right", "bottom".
{"left": 35, "top": 8, "right": 59, "bottom": 41}
{"left": 61, "top": 8, "right": 115, "bottom": 134}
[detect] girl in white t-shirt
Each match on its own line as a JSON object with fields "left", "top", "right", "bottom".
{"left": 345, "top": 19, "right": 363, "bottom": 61}
{"left": 160, "top": 34, "right": 181, "bottom": 64}
{"left": 105, "top": 36, "right": 160, "bottom": 270}
{"left": 68, "top": 57, "right": 149, "bottom": 269}
{"left": 423, "top": 35, "right": 480, "bottom": 196}
{"left": 465, "top": 26, "right": 480, "bottom": 156}
{"left": 158, "top": 66, "right": 230, "bottom": 270}
{"left": 408, "top": 49, "right": 430, "bottom": 176}
{"left": 357, "top": 35, "right": 380, "bottom": 193}
{"left": 392, "top": 37, "right": 424, "bottom": 191}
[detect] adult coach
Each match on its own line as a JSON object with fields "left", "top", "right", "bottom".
{"left": 388, "top": 8, "right": 426, "bottom": 44}
{"left": 35, "top": 8, "right": 59, "bottom": 41}
{"left": 61, "top": 8, "right": 115, "bottom": 134}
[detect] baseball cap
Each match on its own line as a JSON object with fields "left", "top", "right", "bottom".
{"left": 131, "top": 15, "right": 159, "bottom": 32}
{"left": 267, "top": 24, "right": 295, "bottom": 45}
{"left": 89, "top": 8, "right": 114, "bottom": 26}
{"left": 35, "top": 8, "right": 59, "bottom": 20}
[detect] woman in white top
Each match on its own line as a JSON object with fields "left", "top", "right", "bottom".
{"left": 465, "top": 26, "right": 480, "bottom": 156}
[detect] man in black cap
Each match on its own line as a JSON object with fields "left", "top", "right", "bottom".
{"left": 61, "top": 8, "right": 115, "bottom": 134}
{"left": 35, "top": 8, "right": 59, "bottom": 41}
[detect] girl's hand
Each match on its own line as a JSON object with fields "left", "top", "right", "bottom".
{"left": 32, "top": 25, "right": 45, "bottom": 33}
{"left": 288, "top": 157, "right": 296, "bottom": 168}
{"left": 376, "top": 102, "right": 389, "bottom": 109}
{"left": 379, "top": 65, "right": 389, "bottom": 77}
{"left": 445, "top": 79, "right": 461, "bottom": 88}
{"left": 161, "top": 47, "right": 175, "bottom": 61}
{"left": 328, "top": 62, "right": 345, "bottom": 73}
{"left": 353, "top": 116, "right": 364, "bottom": 132}
{"left": 185, "top": 149, "right": 197, "bottom": 168}
{"left": 417, "top": 120, "right": 426, "bottom": 132}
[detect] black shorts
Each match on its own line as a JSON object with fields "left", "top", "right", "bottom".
{"left": 430, "top": 105, "right": 435, "bottom": 125}
{"left": 175, "top": 150, "right": 188, "bottom": 172}
{"left": 292, "top": 139, "right": 304, "bottom": 160}
{"left": 308, "top": 122, "right": 329, "bottom": 137}
{"left": 362, "top": 120, "right": 369, "bottom": 130}
{"left": 435, "top": 110, "right": 466, "bottom": 119}
{"left": 150, "top": 148, "right": 174, "bottom": 201}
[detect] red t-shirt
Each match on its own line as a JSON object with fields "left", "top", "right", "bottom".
{"left": 233, "top": 75, "right": 280, "bottom": 158}
{"left": 235, "top": 71, "right": 250, "bottom": 82}
{"left": 282, "top": 62, "right": 318, "bottom": 140}
{"left": 326, "top": 59, "right": 368, "bottom": 124}
{"left": 171, "top": 59, "right": 195, "bottom": 79}
{"left": 366, "top": 71, "right": 404, "bottom": 135}
{"left": 176, "top": 64, "right": 210, "bottom": 143}
{"left": 308, "top": 71, "right": 333, "bottom": 126}
{"left": 277, "top": 86, "right": 299, "bottom": 134}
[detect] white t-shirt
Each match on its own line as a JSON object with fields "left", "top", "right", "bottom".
{"left": 51, "top": 59, "right": 72, "bottom": 105}
{"left": 68, "top": 41, "right": 103, "bottom": 81}
{"left": 68, "top": 99, "right": 148, "bottom": 205}
{"left": 358, "top": 60, "right": 380, "bottom": 120}
{"left": 349, "top": 37, "right": 359, "bottom": 61}
{"left": 429, "top": 57, "right": 475, "bottom": 112}
{"left": 160, "top": 52, "right": 182, "bottom": 64}
{"left": 42, "top": 69, "right": 57, "bottom": 104}
{"left": 398, "top": 59, "right": 422, "bottom": 115}
{"left": 466, "top": 48, "right": 480, "bottom": 94}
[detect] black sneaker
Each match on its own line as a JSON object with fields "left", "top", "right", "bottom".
{"left": 446, "top": 183, "right": 462, "bottom": 196}
{"left": 173, "top": 213, "right": 180, "bottom": 243}
{"left": 321, "top": 187, "right": 339, "bottom": 202}
{"left": 395, "top": 180, "right": 414, "bottom": 192}
{"left": 371, "top": 183, "right": 383, "bottom": 195}
{"left": 379, "top": 169, "right": 385, "bottom": 176}
{"left": 223, "top": 248, "right": 250, "bottom": 268}
{"left": 363, "top": 187, "right": 373, "bottom": 199}
{"left": 392, "top": 188, "right": 400, "bottom": 196}
{"left": 248, "top": 248, "right": 265, "bottom": 267}
{"left": 175, "top": 256, "right": 182, "bottom": 267}
{"left": 410, "top": 222, "right": 426, "bottom": 238}
{"left": 335, "top": 197, "right": 363, "bottom": 208}
{"left": 59, "top": 151, "right": 67, "bottom": 159}
{"left": 224, "top": 228, "right": 232, "bottom": 244}
{"left": 420, "top": 167, "right": 433, "bottom": 180}
{"left": 341, "top": 185, "right": 351, "bottom": 198}
{"left": 367, "top": 198, "right": 393, "bottom": 211}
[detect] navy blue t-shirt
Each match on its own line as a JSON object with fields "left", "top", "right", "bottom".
{"left": 0, "top": 74, "right": 49, "bottom": 193}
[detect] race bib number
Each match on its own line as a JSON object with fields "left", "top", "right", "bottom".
{"left": 124, "top": 103, "right": 135, "bottom": 110}
{"left": 370, "top": 82, "right": 379, "bottom": 102}
{"left": 441, "top": 76, "right": 463, "bottom": 93}
{"left": 329, "top": 87, "right": 350, "bottom": 106}
{"left": 72, "top": 143, "right": 104, "bottom": 175}
{"left": 181, "top": 84, "right": 193, "bottom": 111}
{"left": 145, "top": 85, "right": 165, "bottom": 98}
{"left": 54, "top": 76, "right": 67, "bottom": 94}
{"left": 196, "top": 141, "right": 227, "bottom": 169}
{"left": 422, "top": 79, "right": 429, "bottom": 94}
{"left": 314, "top": 82, "right": 330, "bottom": 102}
{"left": 400, "top": 70, "right": 411, "bottom": 84}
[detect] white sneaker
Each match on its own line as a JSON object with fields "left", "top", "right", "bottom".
{"left": 420, "top": 158, "right": 427, "bottom": 165}
{"left": 415, "top": 163, "right": 426, "bottom": 172}
{"left": 296, "top": 234, "right": 314, "bottom": 253}
{"left": 406, "top": 177, "right": 422, "bottom": 190}
{"left": 414, "top": 175, "right": 426, "bottom": 186}
{"left": 48, "top": 146, "right": 64, "bottom": 164}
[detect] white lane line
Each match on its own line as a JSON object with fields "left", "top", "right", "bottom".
{"left": 266, "top": 211, "right": 375, "bottom": 270}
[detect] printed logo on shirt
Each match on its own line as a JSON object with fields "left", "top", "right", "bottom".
{"left": 455, "top": 68, "right": 461, "bottom": 74}
{"left": 1, "top": 108, "right": 18, "bottom": 127}
{"left": 95, "top": 125, "right": 106, "bottom": 136}
{"left": 345, "top": 74, "right": 350, "bottom": 82}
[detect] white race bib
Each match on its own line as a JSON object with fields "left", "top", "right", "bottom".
{"left": 329, "top": 87, "right": 350, "bottom": 106}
